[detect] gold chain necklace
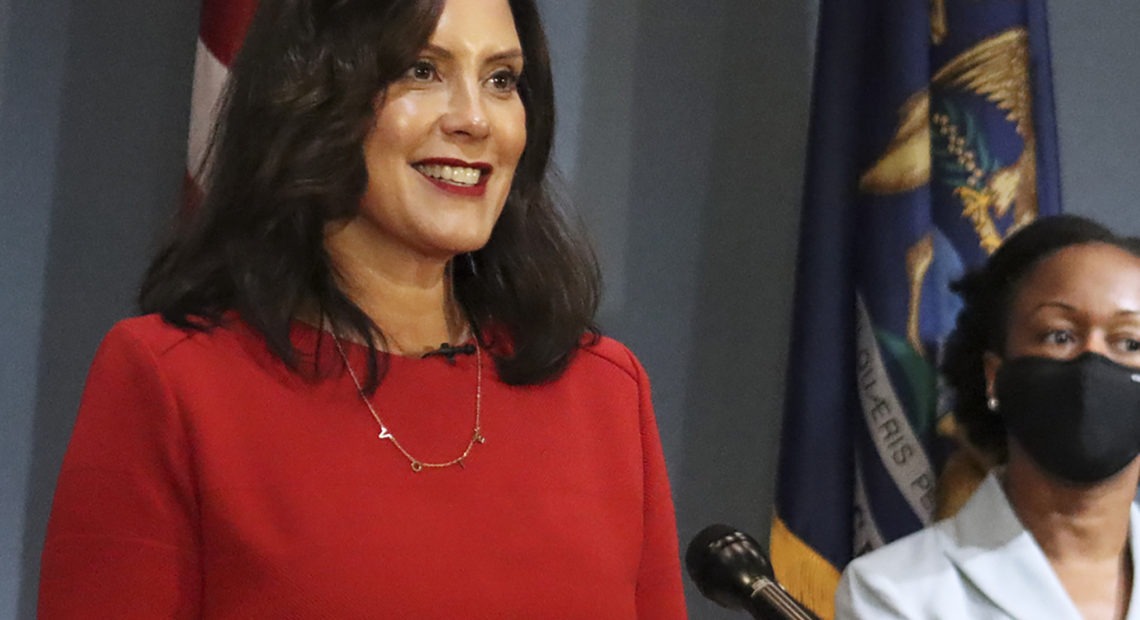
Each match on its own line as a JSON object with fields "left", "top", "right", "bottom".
{"left": 332, "top": 333, "right": 485, "bottom": 472}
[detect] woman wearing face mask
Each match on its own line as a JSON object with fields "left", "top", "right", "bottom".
{"left": 836, "top": 215, "right": 1140, "bottom": 620}
{"left": 37, "top": 0, "right": 687, "bottom": 617}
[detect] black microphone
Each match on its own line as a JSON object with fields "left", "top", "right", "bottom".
{"left": 686, "top": 524, "right": 821, "bottom": 620}
{"left": 421, "top": 342, "right": 476, "bottom": 364}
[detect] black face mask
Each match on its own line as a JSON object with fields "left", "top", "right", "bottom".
{"left": 995, "top": 352, "right": 1140, "bottom": 484}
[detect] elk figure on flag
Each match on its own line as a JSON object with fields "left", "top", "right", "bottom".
{"left": 769, "top": 1, "right": 1061, "bottom": 618}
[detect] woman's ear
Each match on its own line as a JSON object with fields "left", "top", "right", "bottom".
{"left": 982, "top": 351, "right": 1002, "bottom": 400}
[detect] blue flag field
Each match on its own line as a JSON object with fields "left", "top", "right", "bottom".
{"left": 769, "top": 2, "right": 1062, "bottom": 617}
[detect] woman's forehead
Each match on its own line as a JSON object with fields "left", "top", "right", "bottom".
{"left": 427, "top": 0, "right": 521, "bottom": 55}
{"left": 1012, "top": 243, "right": 1140, "bottom": 314}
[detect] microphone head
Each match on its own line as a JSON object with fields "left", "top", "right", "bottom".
{"left": 685, "top": 524, "right": 776, "bottom": 611}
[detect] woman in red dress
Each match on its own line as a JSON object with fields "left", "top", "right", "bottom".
{"left": 38, "top": 0, "right": 687, "bottom": 617}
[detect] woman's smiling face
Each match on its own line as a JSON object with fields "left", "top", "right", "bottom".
{"left": 353, "top": 0, "right": 527, "bottom": 262}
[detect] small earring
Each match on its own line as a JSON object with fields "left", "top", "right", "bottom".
{"left": 987, "top": 396, "right": 999, "bottom": 412}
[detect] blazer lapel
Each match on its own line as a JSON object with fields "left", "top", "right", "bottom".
{"left": 1126, "top": 503, "right": 1140, "bottom": 620}
{"left": 942, "top": 474, "right": 1082, "bottom": 620}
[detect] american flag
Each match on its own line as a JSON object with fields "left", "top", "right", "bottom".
{"left": 186, "top": 0, "right": 257, "bottom": 199}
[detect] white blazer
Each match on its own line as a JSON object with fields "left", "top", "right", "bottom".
{"left": 835, "top": 473, "right": 1140, "bottom": 619}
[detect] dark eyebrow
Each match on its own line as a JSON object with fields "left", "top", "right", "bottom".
{"left": 421, "top": 44, "right": 524, "bottom": 65}
{"left": 1031, "top": 301, "right": 1078, "bottom": 314}
{"left": 1031, "top": 301, "right": 1140, "bottom": 318}
{"left": 487, "top": 49, "right": 525, "bottom": 64}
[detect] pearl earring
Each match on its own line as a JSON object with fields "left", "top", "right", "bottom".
{"left": 987, "top": 396, "right": 999, "bottom": 412}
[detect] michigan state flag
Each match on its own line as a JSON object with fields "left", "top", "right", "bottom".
{"left": 769, "top": 1, "right": 1061, "bottom": 617}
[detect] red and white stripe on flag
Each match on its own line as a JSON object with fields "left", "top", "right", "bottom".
{"left": 186, "top": 0, "right": 258, "bottom": 199}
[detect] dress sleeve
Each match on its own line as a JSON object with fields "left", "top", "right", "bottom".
{"left": 630, "top": 353, "right": 688, "bottom": 618}
{"left": 39, "top": 323, "right": 201, "bottom": 619}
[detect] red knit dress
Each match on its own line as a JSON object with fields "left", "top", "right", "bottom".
{"left": 38, "top": 315, "right": 686, "bottom": 618}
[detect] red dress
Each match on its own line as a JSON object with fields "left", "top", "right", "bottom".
{"left": 38, "top": 315, "right": 687, "bottom": 618}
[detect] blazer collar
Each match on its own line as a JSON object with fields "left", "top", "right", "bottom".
{"left": 943, "top": 473, "right": 1082, "bottom": 619}
{"left": 1127, "top": 502, "right": 1140, "bottom": 620}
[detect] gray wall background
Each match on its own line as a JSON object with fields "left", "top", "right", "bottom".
{"left": 1, "top": 1, "right": 1136, "bottom": 618}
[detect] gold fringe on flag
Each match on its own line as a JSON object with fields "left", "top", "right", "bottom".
{"left": 769, "top": 516, "right": 841, "bottom": 620}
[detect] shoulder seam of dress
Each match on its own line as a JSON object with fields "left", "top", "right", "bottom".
{"left": 576, "top": 337, "right": 640, "bottom": 384}
{"left": 119, "top": 314, "right": 216, "bottom": 359}
{"left": 108, "top": 319, "right": 203, "bottom": 492}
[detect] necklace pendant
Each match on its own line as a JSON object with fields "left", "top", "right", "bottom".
{"left": 333, "top": 329, "right": 484, "bottom": 475}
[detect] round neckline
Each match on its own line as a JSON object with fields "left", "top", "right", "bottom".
{"left": 290, "top": 317, "right": 476, "bottom": 361}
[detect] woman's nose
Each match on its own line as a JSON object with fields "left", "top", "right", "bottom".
{"left": 440, "top": 80, "right": 490, "bottom": 140}
{"left": 1083, "top": 333, "right": 1112, "bottom": 357}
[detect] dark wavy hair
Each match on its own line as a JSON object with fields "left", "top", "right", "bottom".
{"left": 941, "top": 214, "right": 1140, "bottom": 461}
{"left": 140, "top": 0, "right": 600, "bottom": 388}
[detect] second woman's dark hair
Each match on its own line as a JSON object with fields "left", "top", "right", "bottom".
{"left": 140, "top": 0, "right": 600, "bottom": 388}
{"left": 941, "top": 214, "right": 1140, "bottom": 461}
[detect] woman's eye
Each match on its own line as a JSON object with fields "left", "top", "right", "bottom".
{"left": 487, "top": 69, "right": 520, "bottom": 93}
{"left": 406, "top": 60, "right": 437, "bottom": 82}
{"left": 1043, "top": 330, "right": 1075, "bottom": 346}
{"left": 1119, "top": 338, "right": 1140, "bottom": 353}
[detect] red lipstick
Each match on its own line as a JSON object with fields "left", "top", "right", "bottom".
{"left": 414, "top": 158, "right": 493, "bottom": 197}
